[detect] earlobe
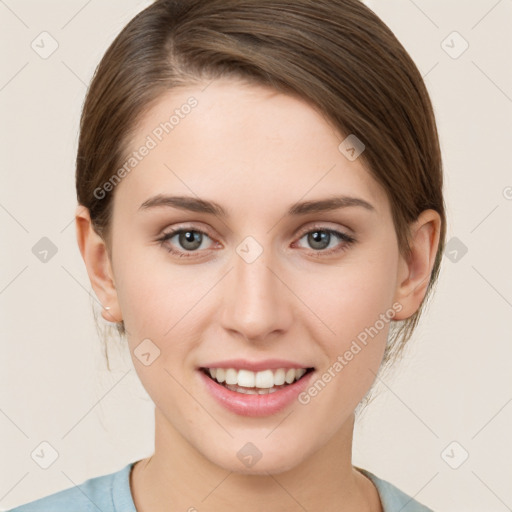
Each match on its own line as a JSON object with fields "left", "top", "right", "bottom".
{"left": 75, "top": 205, "right": 122, "bottom": 323}
{"left": 392, "top": 209, "right": 441, "bottom": 321}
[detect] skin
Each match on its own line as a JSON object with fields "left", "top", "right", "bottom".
{"left": 76, "top": 78, "right": 441, "bottom": 511}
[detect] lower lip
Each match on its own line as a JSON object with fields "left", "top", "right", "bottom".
{"left": 198, "top": 369, "right": 315, "bottom": 417}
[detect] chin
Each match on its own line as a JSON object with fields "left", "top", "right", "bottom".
{"left": 208, "top": 445, "right": 306, "bottom": 476}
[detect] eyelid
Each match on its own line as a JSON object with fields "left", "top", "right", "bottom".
{"left": 158, "top": 222, "right": 215, "bottom": 238}
{"left": 294, "top": 221, "right": 354, "bottom": 238}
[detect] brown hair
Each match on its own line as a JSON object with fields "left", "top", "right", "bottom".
{"left": 77, "top": 0, "right": 446, "bottom": 372}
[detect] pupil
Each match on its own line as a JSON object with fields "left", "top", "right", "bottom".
{"left": 309, "top": 231, "right": 329, "bottom": 249}
{"left": 180, "top": 231, "right": 201, "bottom": 250}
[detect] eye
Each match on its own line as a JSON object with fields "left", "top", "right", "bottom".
{"left": 157, "top": 227, "right": 216, "bottom": 258}
{"left": 157, "top": 224, "right": 356, "bottom": 259}
{"left": 293, "top": 226, "right": 356, "bottom": 256}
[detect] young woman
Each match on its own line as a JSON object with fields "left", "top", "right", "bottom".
{"left": 9, "top": 0, "right": 445, "bottom": 510}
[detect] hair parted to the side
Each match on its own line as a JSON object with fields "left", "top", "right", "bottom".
{"left": 76, "top": 0, "right": 446, "bottom": 375}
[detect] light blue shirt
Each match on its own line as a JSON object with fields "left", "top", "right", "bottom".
{"left": 7, "top": 461, "right": 434, "bottom": 511}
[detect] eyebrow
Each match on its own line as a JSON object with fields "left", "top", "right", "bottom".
{"left": 138, "top": 194, "right": 375, "bottom": 217}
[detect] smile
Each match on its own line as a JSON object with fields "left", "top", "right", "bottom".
{"left": 198, "top": 364, "right": 316, "bottom": 417}
{"left": 201, "top": 367, "right": 314, "bottom": 394}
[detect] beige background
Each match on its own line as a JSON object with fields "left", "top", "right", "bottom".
{"left": 1, "top": 1, "right": 511, "bottom": 510}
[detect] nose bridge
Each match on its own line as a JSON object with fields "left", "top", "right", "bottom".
{"left": 220, "top": 238, "right": 292, "bottom": 341}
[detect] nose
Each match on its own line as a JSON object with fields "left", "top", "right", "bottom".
{"left": 220, "top": 246, "right": 294, "bottom": 343}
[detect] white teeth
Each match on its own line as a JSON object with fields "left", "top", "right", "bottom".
{"left": 273, "top": 368, "right": 285, "bottom": 386}
{"left": 225, "top": 368, "right": 238, "bottom": 385}
{"left": 296, "top": 368, "right": 306, "bottom": 379}
{"left": 238, "top": 369, "right": 255, "bottom": 388}
{"left": 205, "top": 367, "right": 310, "bottom": 388}
{"left": 285, "top": 368, "right": 295, "bottom": 384}
{"left": 255, "top": 369, "right": 274, "bottom": 388}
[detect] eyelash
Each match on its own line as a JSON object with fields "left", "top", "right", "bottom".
{"left": 156, "top": 225, "right": 356, "bottom": 259}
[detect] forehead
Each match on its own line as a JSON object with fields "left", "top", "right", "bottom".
{"left": 112, "top": 78, "right": 388, "bottom": 219}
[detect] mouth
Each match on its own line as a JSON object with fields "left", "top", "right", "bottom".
{"left": 199, "top": 366, "right": 315, "bottom": 395}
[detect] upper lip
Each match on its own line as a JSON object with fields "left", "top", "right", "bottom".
{"left": 199, "top": 359, "right": 314, "bottom": 372}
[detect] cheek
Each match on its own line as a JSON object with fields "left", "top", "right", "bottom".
{"left": 113, "top": 247, "right": 212, "bottom": 385}
{"left": 300, "top": 248, "right": 398, "bottom": 342}
{"left": 113, "top": 251, "right": 197, "bottom": 405}
{"left": 112, "top": 243, "right": 185, "bottom": 335}
{"left": 296, "top": 243, "right": 399, "bottom": 411}
{"left": 296, "top": 264, "right": 395, "bottom": 422}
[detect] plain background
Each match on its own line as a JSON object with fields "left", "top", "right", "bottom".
{"left": 1, "top": 1, "right": 511, "bottom": 510}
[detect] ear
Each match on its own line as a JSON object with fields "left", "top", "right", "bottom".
{"left": 393, "top": 209, "right": 442, "bottom": 321}
{"left": 75, "top": 205, "right": 122, "bottom": 323}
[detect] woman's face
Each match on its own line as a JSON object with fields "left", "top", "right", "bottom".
{"left": 107, "top": 78, "right": 405, "bottom": 474}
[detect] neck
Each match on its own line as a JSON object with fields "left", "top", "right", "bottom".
{"left": 130, "top": 408, "right": 382, "bottom": 512}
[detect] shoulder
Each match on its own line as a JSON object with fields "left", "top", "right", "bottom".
{"left": 6, "top": 462, "right": 136, "bottom": 512}
{"left": 355, "top": 467, "right": 435, "bottom": 512}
